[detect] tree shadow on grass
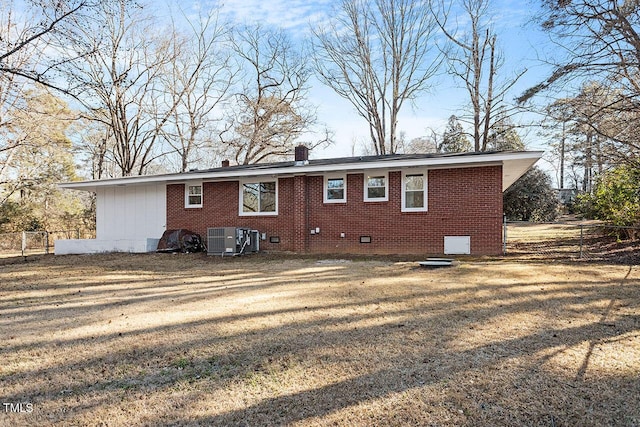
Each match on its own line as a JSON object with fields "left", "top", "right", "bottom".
{"left": 0, "top": 257, "right": 638, "bottom": 426}
{"left": 184, "top": 315, "right": 639, "bottom": 426}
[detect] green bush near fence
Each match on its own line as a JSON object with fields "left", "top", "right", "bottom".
{"left": 577, "top": 166, "right": 640, "bottom": 238}
{"left": 503, "top": 166, "right": 560, "bottom": 222}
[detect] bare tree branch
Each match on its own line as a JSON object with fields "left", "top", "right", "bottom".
{"left": 159, "top": 7, "right": 236, "bottom": 172}
{"left": 433, "top": 0, "right": 526, "bottom": 152}
{"left": 220, "top": 24, "right": 329, "bottom": 165}
{"left": 0, "top": 0, "right": 96, "bottom": 96}
{"left": 525, "top": 1, "right": 640, "bottom": 166}
{"left": 312, "top": 0, "right": 442, "bottom": 155}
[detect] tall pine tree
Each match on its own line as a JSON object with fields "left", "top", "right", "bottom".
{"left": 439, "top": 115, "right": 471, "bottom": 153}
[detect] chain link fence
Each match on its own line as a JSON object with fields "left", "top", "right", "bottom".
{"left": 1, "top": 223, "right": 636, "bottom": 263}
{"left": 505, "top": 221, "right": 640, "bottom": 264}
{"left": 0, "top": 230, "right": 95, "bottom": 258}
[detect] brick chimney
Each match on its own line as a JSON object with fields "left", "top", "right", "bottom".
{"left": 221, "top": 159, "right": 230, "bottom": 167}
{"left": 294, "top": 145, "right": 309, "bottom": 165}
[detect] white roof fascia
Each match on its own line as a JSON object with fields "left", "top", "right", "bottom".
{"left": 60, "top": 151, "right": 542, "bottom": 192}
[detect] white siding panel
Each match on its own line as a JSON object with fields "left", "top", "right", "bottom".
{"left": 109, "top": 186, "right": 123, "bottom": 239}
{"left": 155, "top": 184, "right": 167, "bottom": 237}
{"left": 121, "top": 186, "right": 132, "bottom": 238}
{"left": 95, "top": 188, "right": 106, "bottom": 239}
{"left": 94, "top": 183, "right": 166, "bottom": 246}
{"left": 103, "top": 187, "right": 114, "bottom": 239}
{"left": 139, "top": 186, "right": 152, "bottom": 239}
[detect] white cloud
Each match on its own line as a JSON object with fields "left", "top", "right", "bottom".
{"left": 218, "top": 0, "right": 333, "bottom": 34}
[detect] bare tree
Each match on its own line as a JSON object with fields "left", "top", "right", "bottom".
{"left": 520, "top": 0, "right": 640, "bottom": 102}
{"left": 0, "top": 3, "right": 33, "bottom": 184}
{"left": 403, "top": 134, "right": 438, "bottom": 154}
{"left": 160, "top": 9, "right": 236, "bottom": 172}
{"left": 56, "top": 1, "right": 241, "bottom": 176}
{"left": 434, "top": 0, "right": 526, "bottom": 152}
{"left": 59, "top": 0, "right": 183, "bottom": 176}
{"left": 221, "top": 25, "right": 329, "bottom": 165}
{"left": 0, "top": 0, "right": 99, "bottom": 203}
{"left": 519, "top": 0, "right": 640, "bottom": 165}
{"left": 0, "top": 0, "right": 94, "bottom": 93}
{"left": 545, "top": 81, "right": 626, "bottom": 191}
{"left": 312, "top": 0, "right": 442, "bottom": 155}
{"left": 1, "top": 0, "right": 77, "bottom": 185}
{"left": 541, "top": 100, "right": 571, "bottom": 189}
{"left": 0, "top": 87, "right": 76, "bottom": 206}
{"left": 73, "top": 120, "right": 117, "bottom": 180}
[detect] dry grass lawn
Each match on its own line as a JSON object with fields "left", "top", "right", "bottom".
{"left": 1, "top": 252, "right": 639, "bottom": 426}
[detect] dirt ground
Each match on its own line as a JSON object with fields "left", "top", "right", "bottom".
{"left": 1, "top": 252, "right": 639, "bottom": 426}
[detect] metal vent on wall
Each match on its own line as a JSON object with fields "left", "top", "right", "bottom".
{"left": 444, "top": 236, "right": 470, "bottom": 255}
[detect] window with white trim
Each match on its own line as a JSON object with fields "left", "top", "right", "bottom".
{"left": 364, "top": 171, "right": 388, "bottom": 202}
{"left": 402, "top": 170, "right": 428, "bottom": 212}
{"left": 240, "top": 180, "right": 277, "bottom": 215}
{"left": 185, "top": 182, "right": 202, "bottom": 208}
{"left": 324, "top": 174, "right": 347, "bottom": 203}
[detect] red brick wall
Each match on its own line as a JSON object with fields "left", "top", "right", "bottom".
{"left": 166, "top": 165, "right": 504, "bottom": 255}
{"left": 166, "top": 179, "right": 298, "bottom": 252}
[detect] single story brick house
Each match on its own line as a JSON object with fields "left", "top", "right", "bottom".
{"left": 56, "top": 148, "right": 542, "bottom": 256}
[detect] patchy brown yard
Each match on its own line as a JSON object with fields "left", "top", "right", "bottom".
{"left": 0, "top": 253, "right": 638, "bottom": 426}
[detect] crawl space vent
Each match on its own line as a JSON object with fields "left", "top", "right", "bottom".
{"left": 444, "top": 236, "right": 470, "bottom": 255}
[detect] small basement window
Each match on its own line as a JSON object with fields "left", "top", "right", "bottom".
{"left": 185, "top": 182, "right": 202, "bottom": 208}
{"left": 324, "top": 174, "right": 347, "bottom": 203}
{"left": 364, "top": 171, "right": 388, "bottom": 202}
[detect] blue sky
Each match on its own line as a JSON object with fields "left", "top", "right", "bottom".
{"left": 178, "top": 0, "right": 554, "bottom": 158}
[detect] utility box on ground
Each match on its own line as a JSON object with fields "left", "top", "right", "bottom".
{"left": 207, "top": 227, "right": 259, "bottom": 256}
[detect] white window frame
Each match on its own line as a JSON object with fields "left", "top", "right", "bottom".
{"left": 239, "top": 178, "right": 278, "bottom": 216}
{"left": 324, "top": 174, "right": 347, "bottom": 203}
{"left": 364, "top": 170, "right": 388, "bottom": 202}
{"left": 401, "top": 169, "right": 428, "bottom": 212}
{"left": 185, "top": 181, "right": 203, "bottom": 208}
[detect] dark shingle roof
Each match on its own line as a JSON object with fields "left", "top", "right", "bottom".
{"left": 60, "top": 150, "right": 543, "bottom": 192}
{"left": 185, "top": 150, "right": 511, "bottom": 176}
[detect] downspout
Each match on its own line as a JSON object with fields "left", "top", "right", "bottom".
{"left": 305, "top": 175, "right": 310, "bottom": 253}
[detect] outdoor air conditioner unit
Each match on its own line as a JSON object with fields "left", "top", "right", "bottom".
{"left": 207, "top": 227, "right": 259, "bottom": 256}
